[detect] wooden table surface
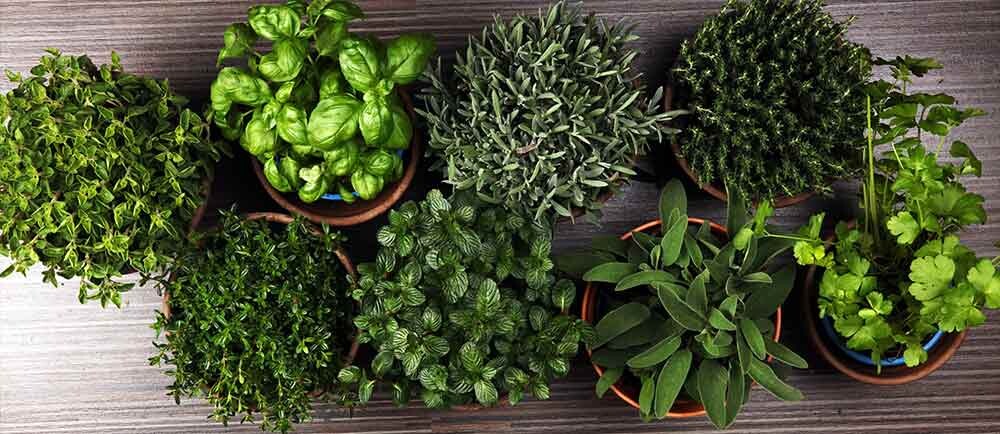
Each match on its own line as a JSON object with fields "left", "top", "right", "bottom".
{"left": 2, "top": 1, "right": 999, "bottom": 433}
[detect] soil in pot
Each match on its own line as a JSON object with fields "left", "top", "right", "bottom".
{"left": 580, "top": 218, "right": 783, "bottom": 418}
{"left": 252, "top": 89, "right": 422, "bottom": 227}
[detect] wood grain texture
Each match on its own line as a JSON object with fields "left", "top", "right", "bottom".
{"left": 1, "top": 1, "right": 999, "bottom": 433}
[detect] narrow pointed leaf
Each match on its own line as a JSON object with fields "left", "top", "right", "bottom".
{"left": 724, "top": 362, "right": 746, "bottom": 426}
{"left": 744, "top": 265, "right": 795, "bottom": 318}
{"left": 656, "top": 283, "right": 706, "bottom": 331}
{"left": 659, "top": 211, "right": 686, "bottom": 266}
{"left": 697, "top": 359, "right": 730, "bottom": 429}
{"left": 748, "top": 358, "right": 803, "bottom": 401}
{"left": 615, "top": 270, "right": 678, "bottom": 292}
{"left": 593, "top": 302, "right": 650, "bottom": 348}
{"left": 709, "top": 308, "right": 737, "bottom": 331}
{"left": 659, "top": 179, "right": 687, "bottom": 227}
{"left": 627, "top": 335, "right": 682, "bottom": 369}
{"left": 583, "top": 262, "right": 638, "bottom": 283}
{"left": 596, "top": 367, "right": 623, "bottom": 398}
{"left": 653, "top": 349, "right": 692, "bottom": 419}
{"left": 739, "top": 318, "right": 766, "bottom": 359}
{"left": 765, "top": 340, "right": 808, "bottom": 369}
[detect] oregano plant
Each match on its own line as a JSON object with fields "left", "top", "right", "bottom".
{"left": 343, "top": 190, "right": 593, "bottom": 408}
{"left": 151, "top": 211, "right": 357, "bottom": 433}
{"left": 419, "top": 1, "right": 680, "bottom": 223}
{"left": 794, "top": 56, "right": 999, "bottom": 369}
{"left": 0, "top": 49, "right": 225, "bottom": 307}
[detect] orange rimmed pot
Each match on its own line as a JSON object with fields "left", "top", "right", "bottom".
{"left": 580, "top": 217, "right": 783, "bottom": 417}
{"left": 663, "top": 86, "right": 815, "bottom": 209}
{"left": 251, "top": 88, "right": 421, "bottom": 227}
{"left": 161, "top": 211, "right": 361, "bottom": 369}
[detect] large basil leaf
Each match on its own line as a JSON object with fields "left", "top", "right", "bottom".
{"left": 351, "top": 169, "right": 384, "bottom": 200}
{"left": 339, "top": 36, "right": 382, "bottom": 92}
{"left": 384, "top": 34, "right": 435, "bottom": 84}
{"left": 324, "top": 140, "right": 361, "bottom": 177}
{"left": 259, "top": 38, "right": 307, "bottom": 83}
{"left": 319, "top": 67, "right": 345, "bottom": 99}
{"left": 211, "top": 67, "right": 272, "bottom": 109}
{"left": 384, "top": 103, "right": 412, "bottom": 149}
{"left": 364, "top": 149, "right": 396, "bottom": 177}
{"left": 359, "top": 96, "right": 393, "bottom": 145}
{"left": 308, "top": 0, "right": 364, "bottom": 21}
{"left": 248, "top": 5, "right": 300, "bottom": 40}
{"left": 279, "top": 156, "right": 302, "bottom": 190}
{"left": 264, "top": 157, "right": 293, "bottom": 192}
{"left": 276, "top": 104, "right": 308, "bottom": 146}
{"left": 307, "top": 95, "right": 361, "bottom": 150}
{"left": 315, "top": 18, "right": 348, "bottom": 57}
{"left": 216, "top": 23, "right": 257, "bottom": 66}
{"left": 240, "top": 115, "right": 277, "bottom": 158}
{"left": 298, "top": 168, "right": 331, "bottom": 203}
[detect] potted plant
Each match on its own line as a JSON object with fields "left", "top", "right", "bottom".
{"left": 0, "top": 49, "right": 225, "bottom": 307}
{"left": 210, "top": 0, "right": 435, "bottom": 226}
{"left": 793, "top": 56, "right": 999, "bottom": 384}
{"left": 418, "top": 1, "right": 682, "bottom": 224}
{"left": 151, "top": 211, "right": 359, "bottom": 433}
{"left": 558, "top": 180, "right": 808, "bottom": 427}
{"left": 341, "top": 190, "right": 592, "bottom": 408}
{"left": 668, "top": 0, "right": 871, "bottom": 206}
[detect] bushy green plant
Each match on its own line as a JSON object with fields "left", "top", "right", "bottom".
{"left": 795, "top": 57, "right": 999, "bottom": 369}
{"left": 672, "top": 0, "right": 871, "bottom": 201}
{"left": 151, "top": 212, "right": 356, "bottom": 433}
{"left": 558, "top": 180, "right": 807, "bottom": 427}
{"left": 343, "top": 190, "right": 592, "bottom": 408}
{"left": 211, "top": 0, "right": 434, "bottom": 202}
{"left": 419, "top": 1, "right": 680, "bottom": 222}
{"left": 0, "top": 49, "right": 224, "bottom": 307}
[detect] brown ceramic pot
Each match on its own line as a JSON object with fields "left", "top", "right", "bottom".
{"left": 663, "top": 86, "right": 815, "bottom": 208}
{"left": 251, "top": 89, "right": 421, "bottom": 226}
{"left": 800, "top": 225, "right": 966, "bottom": 385}
{"left": 580, "top": 218, "right": 784, "bottom": 417}
{"left": 161, "top": 211, "right": 361, "bottom": 367}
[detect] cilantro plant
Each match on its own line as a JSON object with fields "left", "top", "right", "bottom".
{"left": 151, "top": 211, "right": 356, "bottom": 433}
{"left": 344, "top": 190, "right": 592, "bottom": 408}
{"left": 211, "top": 0, "right": 435, "bottom": 202}
{"left": 672, "top": 0, "right": 871, "bottom": 201}
{"left": 794, "top": 56, "right": 999, "bottom": 369}
{"left": 0, "top": 49, "right": 224, "bottom": 307}
{"left": 558, "top": 180, "right": 807, "bottom": 428}
{"left": 419, "top": 1, "right": 681, "bottom": 223}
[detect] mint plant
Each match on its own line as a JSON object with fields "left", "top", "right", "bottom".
{"left": 0, "top": 49, "right": 224, "bottom": 307}
{"left": 344, "top": 190, "right": 592, "bottom": 408}
{"left": 211, "top": 0, "right": 434, "bottom": 202}
{"left": 558, "top": 180, "right": 808, "bottom": 428}
{"left": 419, "top": 1, "right": 680, "bottom": 223}
{"left": 794, "top": 56, "right": 999, "bottom": 369}
{"left": 672, "top": 0, "right": 871, "bottom": 201}
{"left": 151, "top": 211, "right": 356, "bottom": 433}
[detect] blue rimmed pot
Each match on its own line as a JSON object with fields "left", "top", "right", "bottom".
{"left": 800, "top": 226, "right": 968, "bottom": 385}
{"left": 251, "top": 89, "right": 421, "bottom": 227}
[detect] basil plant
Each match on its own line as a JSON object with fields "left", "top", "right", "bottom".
{"left": 210, "top": 0, "right": 435, "bottom": 202}
{"left": 558, "top": 180, "right": 808, "bottom": 428}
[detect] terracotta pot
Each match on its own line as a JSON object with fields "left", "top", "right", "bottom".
{"left": 580, "top": 218, "right": 783, "bottom": 417}
{"left": 663, "top": 86, "right": 815, "bottom": 208}
{"left": 800, "top": 226, "right": 966, "bottom": 385}
{"left": 252, "top": 89, "right": 421, "bottom": 226}
{"left": 161, "top": 211, "right": 360, "bottom": 366}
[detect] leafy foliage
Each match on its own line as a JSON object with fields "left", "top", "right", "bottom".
{"left": 672, "top": 0, "right": 871, "bottom": 201}
{"left": 558, "top": 180, "right": 807, "bottom": 427}
{"left": 0, "top": 49, "right": 224, "bottom": 307}
{"left": 419, "top": 1, "right": 680, "bottom": 223}
{"left": 346, "top": 190, "right": 592, "bottom": 408}
{"left": 151, "top": 212, "right": 356, "bottom": 433}
{"left": 211, "top": 0, "right": 434, "bottom": 202}
{"left": 794, "top": 56, "right": 998, "bottom": 369}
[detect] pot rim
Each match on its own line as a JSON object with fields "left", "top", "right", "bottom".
{"left": 580, "top": 217, "right": 783, "bottom": 418}
{"left": 800, "top": 221, "right": 967, "bottom": 385}
{"left": 663, "top": 85, "right": 816, "bottom": 209}
{"left": 251, "top": 87, "right": 421, "bottom": 227}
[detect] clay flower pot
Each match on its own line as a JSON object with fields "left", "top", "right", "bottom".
{"left": 161, "top": 211, "right": 361, "bottom": 367}
{"left": 663, "top": 86, "right": 815, "bottom": 208}
{"left": 252, "top": 89, "right": 421, "bottom": 227}
{"left": 580, "top": 218, "right": 783, "bottom": 417}
{"left": 800, "top": 227, "right": 966, "bottom": 385}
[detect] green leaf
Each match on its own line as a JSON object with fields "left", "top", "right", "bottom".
{"left": 615, "top": 270, "right": 677, "bottom": 292}
{"left": 726, "top": 186, "right": 749, "bottom": 236}
{"left": 739, "top": 319, "right": 766, "bottom": 359}
{"left": 217, "top": 23, "right": 257, "bottom": 66}
{"left": 555, "top": 252, "right": 616, "bottom": 278}
{"left": 384, "top": 34, "right": 436, "bottom": 84}
{"left": 384, "top": 103, "right": 413, "bottom": 150}
{"left": 247, "top": 5, "right": 300, "bottom": 40}
{"left": 626, "top": 335, "right": 682, "bottom": 369}
{"left": 653, "top": 349, "right": 692, "bottom": 419}
{"left": 724, "top": 363, "right": 746, "bottom": 426}
{"left": 968, "top": 259, "right": 1000, "bottom": 308}
{"left": 596, "top": 367, "right": 623, "bottom": 398}
{"left": 474, "top": 380, "right": 499, "bottom": 405}
{"left": 697, "top": 359, "right": 730, "bottom": 429}
{"left": 743, "top": 265, "right": 795, "bottom": 318}
{"left": 742, "top": 272, "right": 772, "bottom": 284}
{"left": 765, "top": 340, "right": 808, "bottom": 369}
{"left": 655, "top": 283, "right": 706, "bottom": 331}
{"left": 307, "top": 95, "right": 361, "bottom": 149}
{"left": 316, "top": 19, "right": 349, "bottom": 57}
{"left": 658, "top": 179, "right": 687, "bottom": 229}
{"left": 950, "top": 141, "right": 982, "bottom": 176}
{"left": 708, "top": 309, "right": 737, "bottom": 331}
{"left": 659, "top": 212, "right": 687, "bottom": 267}
{"left": 276, "top": 104, "right": 308, "bottom": 146}
{"left": 748, "top": 358, "right": 803, "bottom": 401}
{"left": 687, "top": 271, "right": 709, "bottom": 314}
{"left": 887, "top": 211, "right": 920, "bottom": 245}
{"left": 258, "top": 38, "right": 307, "bottom": 82}
{"left": 908, "top": 255, "right": 956, "bottom": 301}
{"left": 339, "top": 36, "right": 382, "bottom": 92}
{"left": 360, "top": 96, "right": 394, "bottom": 145}
{"left": 638, "top": 375, "right": 655, "bottom": 417}
{"left": 583, "top": 262, "right": 638, "bottom": 283}
{"left": 593, "top": 302, "right": 650, "bottom": 348}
